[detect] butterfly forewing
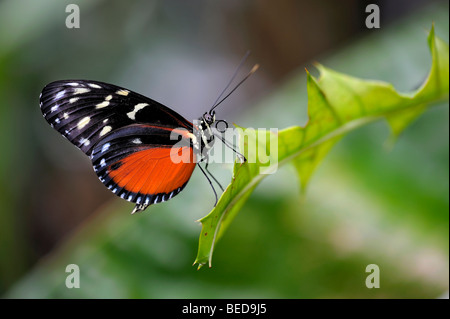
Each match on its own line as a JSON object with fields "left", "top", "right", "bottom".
{"left": 39, "top": 80, "right": 193, "bottom": 155}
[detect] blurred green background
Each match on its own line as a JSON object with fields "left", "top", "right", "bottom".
{"left": 0, "top": 0, "right": 448, "bottom": 298}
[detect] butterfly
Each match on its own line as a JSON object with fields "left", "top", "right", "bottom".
{"left": 39, "top": 66, "right": 256, "bottom": 214}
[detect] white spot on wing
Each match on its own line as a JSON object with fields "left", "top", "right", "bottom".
{"left": 80, "top": 137, "right": 90, "bottom": 146}
{"left": 105, "top": 95, "right": 113, "bottom": 101}
{"left": 67, "top": 82, "right": 79, "bottom": 86}
{"left": 55, "top": 90, "right": 65, "bottom": 100}
{"left": 101, "top": 143, "right": 110, "bottom": 153}
{"left": 88, "top": 83, "right": 102, "bottom": 89}
{"left": 63, "top": 112, "right": 69, "bottom": 119}
{"left": 69, "top": 97, "right": 79, "bottom": 104}
{"left": 73, "top": 88, "right": 90, "bottom": 95}
{"left": 77, "top": 116, "right": 91, "bottom": 130}
{"left": 127, "top": 103, "right": 148, "bottom": 120}
{"left": 50, "top": 105, "right": 59, "bottom": 112}
{"left": 99, "top": 125, "right": 112, "bottom": 137}
{"left": 116, "top": 89, "right": 129, "bottom": 96}
{"left": 96, "top": 101, "right": 109, "bottom": 109}
{"left": 100, "top": 158, "right": 106, "bottom": 167}
{"left": 132, "top": 138, "right": 142, "bottom": 144}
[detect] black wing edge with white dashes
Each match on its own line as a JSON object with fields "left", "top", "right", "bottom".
{"left": 39, "top": 79, "right": 193, "bottom": 156}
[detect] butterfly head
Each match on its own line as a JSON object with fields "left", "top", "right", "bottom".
{"left": 203, "top": 110, "right": 216, "bottom": 125}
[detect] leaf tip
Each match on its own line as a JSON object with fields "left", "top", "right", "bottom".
{"left": 193, "top": 259, "right": 211, "bottom": 270}
{"left": 312, "top": 61, "right": 324, "bottom": 69}
{"left": 194, "top": 261, "right": 204, "bottom": 270}
{"left": 427, "top": 23, "right": 436, "bottom": 48}
{"left": 233, "top": 122, "right": 245, "bottom": 130}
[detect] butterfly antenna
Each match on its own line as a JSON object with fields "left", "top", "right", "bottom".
{"left": 210, "top": 63, "right": 259, "bottom": 113}
{"left": 210, "top": 51, "right": 251, "bottom": 110}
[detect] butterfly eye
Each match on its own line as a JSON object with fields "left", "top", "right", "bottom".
{"left": 203, "top": 112, "right": 213, "bottom": 123}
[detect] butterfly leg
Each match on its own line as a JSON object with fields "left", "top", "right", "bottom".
{"left": 214, "top": 133, "right": 246, "bottom": 163}
{"left": 199, "top": 154, "right": 224, "bottom": 191}
{"left": 205, "top": 164, "right": 224, "bottom": 192}
{"left": 197, "top": 162, "right": 219, "bottom": 206}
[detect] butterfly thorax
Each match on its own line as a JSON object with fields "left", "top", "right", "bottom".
{"left": 193, "top": 111, "right": 216, "bottom": 158}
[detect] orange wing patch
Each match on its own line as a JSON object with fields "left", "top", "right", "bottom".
{"left": 107, "top": 146, "right": 196, "bottom": 196}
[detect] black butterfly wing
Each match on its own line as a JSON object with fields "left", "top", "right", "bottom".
{"left": 39, "top": 80, "right": 193, "bottom": 155}
{"left": 39, "top": 80, "right": 197, "bottom": 212}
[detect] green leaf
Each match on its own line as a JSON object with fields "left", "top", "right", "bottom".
{"left": 194, "top": 25, "right": 449, "bottom": 269}
{"left": 386, "top": 104, "right": 427, "bottom": 138}
{"left": 387, "top": 25, "right": 449, "bottom": 139}
{"left": 195, "top": 127, "right": 278, "bottom": 269}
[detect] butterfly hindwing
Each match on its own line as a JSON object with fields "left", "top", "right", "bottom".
{"left": 39, "top": 80, "right": 193, "bottom": 155}
{"left": 91, "top": 124, "right": 197, "bottom": 210}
